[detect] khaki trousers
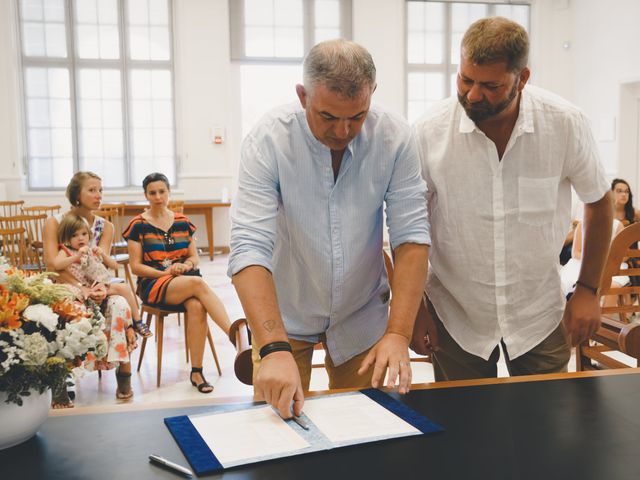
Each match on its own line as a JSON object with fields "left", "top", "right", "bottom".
{"left": 252, "top": 338, "right": 374, "bottom": 391}
{"left": 428, "top": 301, "right": 571, "bottom": 381}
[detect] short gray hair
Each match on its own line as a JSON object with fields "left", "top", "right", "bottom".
{"left": 303, "top": 39, "right": 376, "bottom": 98}
{"left": 461, "top": 16, "right": 529, "bottom": 72}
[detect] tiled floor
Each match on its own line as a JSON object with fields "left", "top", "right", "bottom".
{"left": 73, "top": 253, "right": 637, "bottom": 410}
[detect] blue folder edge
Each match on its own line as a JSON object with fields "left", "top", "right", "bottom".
{"left": 360, "top": 388, "right": 444, "bottom": 434}
{"left": 164, "top": 389, "right": 443, "bottom": 475}
{"left": 164, "top": 415, "right": 223, "bottom": 475}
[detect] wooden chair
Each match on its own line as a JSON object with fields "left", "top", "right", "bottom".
{"left": 0, "top": 214, "right": 48, "bottom": 271}
{"left": 577, "top": 222, "right": 640, "bottom": 370}
{"left": 168, "top": 200, "right": 185, "bottom": 214}
{"left": 0, "top": 227, "right": 31, "bottom": 269}
{"left": 21, "top": 204, "right": 62, "bottom": 217}
{"left": 99, "top": 203, "right": 126, "bottom": 252}
{"left": 95, "top": 205, "right": 138, "bottom": 307}
{"left": 136, "top": 303, "right": 222, "bottom": 387}
{"left": 0, "top": 200, "right": 25, "bottom": 217}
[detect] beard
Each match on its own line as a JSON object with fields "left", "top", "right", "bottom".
{"left": 458, "top": 81, "right": 519, "bottom": 124}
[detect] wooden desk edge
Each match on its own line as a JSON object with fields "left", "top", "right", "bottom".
{"left": 50, "top": 367, "right": 640, "bottom": 417}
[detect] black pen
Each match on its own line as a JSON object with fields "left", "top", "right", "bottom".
{"left": 149, "top": 454, "right": 193, "bottom": 477}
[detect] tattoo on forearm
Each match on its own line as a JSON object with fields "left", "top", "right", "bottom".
{"left": 263, "top": 319, "right": 276, "bottom": 332}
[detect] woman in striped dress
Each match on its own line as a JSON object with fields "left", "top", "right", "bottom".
{"left": 124, "top": 172, "right": 232, "bottom": 393}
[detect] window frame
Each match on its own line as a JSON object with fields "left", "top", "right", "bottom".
{"left": 229, "top": 0, "right": 353, "bottom": 63}
{"left": 17, "top": 0, "right": 177, "bottom": 191}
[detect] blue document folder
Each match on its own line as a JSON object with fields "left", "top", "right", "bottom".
{"left": 165, "top": 389, "right": 443, "bottom": 475}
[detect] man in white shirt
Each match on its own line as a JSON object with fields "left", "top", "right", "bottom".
{"left": 412, "top": 17, "right": 613, "bottom": 380}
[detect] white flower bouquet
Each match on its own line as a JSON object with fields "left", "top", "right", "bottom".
{"left": 0, "top": 257, "right": 107, "bottom": 405}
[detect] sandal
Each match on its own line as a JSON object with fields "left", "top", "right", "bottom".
{"left": 115, "top": 368, "right": 134, "bottom": 400}
{"left": 190, "top": 367, "right": 213, "bottom": 394}
{"left": 133, "top": 320, "right": 153, "bottom": 338}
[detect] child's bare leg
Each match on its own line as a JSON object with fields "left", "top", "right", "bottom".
{"left": 107, "top": 283, "right": 141, "bottom": 321}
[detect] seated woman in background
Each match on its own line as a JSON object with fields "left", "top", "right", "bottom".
{"left": 560, "top": 219, "right": 629, "bottom": 301}
{"left": 43, "top": 171, "right": 139, "bottom": 405}
{"left": 124, "top": 172, "right": 232, "bottom": 394}
{"left": 612, "top": 178, "right": 640, "bottom": 226}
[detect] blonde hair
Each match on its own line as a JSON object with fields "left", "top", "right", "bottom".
{"left": 65, "top": 171, "right": 101, "bottom": 207}
{"left": 58, "top": 214, "right": 92, "bottom": 246}
{"left": 461, "top": 16, "right": 529, "bottom": 72}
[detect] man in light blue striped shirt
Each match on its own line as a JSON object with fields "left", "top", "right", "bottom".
{"left": 229, "top": 40, "right": 430, "bottom": 419}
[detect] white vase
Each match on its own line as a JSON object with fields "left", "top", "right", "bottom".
{"left": 0, "top": 388, "right": 51, "bottom": 450}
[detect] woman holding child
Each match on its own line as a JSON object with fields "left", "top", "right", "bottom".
{"left": 43, "top": 171, "right": 144, "bottom": 404}
{"left": 124, "top": 172, "right": 231, "bottom": 394}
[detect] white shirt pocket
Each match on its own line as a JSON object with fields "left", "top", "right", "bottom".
{"left": 518, "top": 176, "right": 559, "bottom": 226}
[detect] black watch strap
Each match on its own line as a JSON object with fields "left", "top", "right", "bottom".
{"left": 259, "top": 341, "right": 292, "bottom": 359}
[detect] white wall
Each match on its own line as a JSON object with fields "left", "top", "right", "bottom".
{"left": 352, "top": 0, "right": 406, "bottom": 116}
{"left": 530, "top": 0, "right": 640, "bottom": 190}
{"left": 2, "top": 0, "right": 640, "bottom": 244}
{"left": 0, "top": 0, "right": 23, "bottom": 200}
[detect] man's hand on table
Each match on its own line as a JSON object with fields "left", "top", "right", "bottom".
{"left": 255, "top": 350, "right": 304, "bottom": 419}
{"left": 358, "top": 332, "right": 412, "bottom": 394}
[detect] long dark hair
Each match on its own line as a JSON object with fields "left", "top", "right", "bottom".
{"left": 611, "top": 178, "right": 635, "bottom": 225}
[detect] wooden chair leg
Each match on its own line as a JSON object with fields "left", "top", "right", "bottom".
{"left": 184, "top": 312, "right": 190, "bottom": 363}
{"left": 156, "top": 313, "right": 164, "bottom": 387}
{"left": 207, "top": 326, "right": 222, "bottom": 375}
{"left": 576, "top": 344, "right": 584, "bottom": 371}
{"left": 123, "top": 263, "right": 139, "bottom": 309}
{"left": 137, "top": 310, "right": 151, "bottom": 372}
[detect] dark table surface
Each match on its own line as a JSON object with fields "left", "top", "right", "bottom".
{"left": 2, "top": 371, "right": 640, "bottom": 480}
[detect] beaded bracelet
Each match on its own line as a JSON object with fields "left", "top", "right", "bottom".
{"left": 259, "top": 341, "right": 293, "bottom": 359}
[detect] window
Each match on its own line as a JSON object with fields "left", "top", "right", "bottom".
{"left": 18, "top": 0, "right": 176, "bottom": 189}
{"left": 230, "top": 0, "right": 352, "bottom": 138}
{"left": 406, "top": 1, "right": 530, "bottom": 123}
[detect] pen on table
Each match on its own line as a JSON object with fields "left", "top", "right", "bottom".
{"left": 149, "top": 454, "right": 193, "bottom": 477}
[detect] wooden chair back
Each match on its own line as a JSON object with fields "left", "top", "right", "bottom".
{"left": 0, "top": 214, "right": 47, "bottom": 271}
{"left": 0, "top": 200, "right": 25, "bottom": 217}
{"left": 168, "top": 200, "right": 185, "bottom": 214}
{"left": 577, "top": 222, "right": 640, "bottom": 370}
{"left": 99, "top": 203, "right": 126, "bottom": 246}
{"left": 599, "top": 222, "right": 640, "bottom": 321}
{"left": 21, "top": 204, "right": 62, "bottom": 216}
{"left": 0, "top": 227, "right": 30, "bottom": 269}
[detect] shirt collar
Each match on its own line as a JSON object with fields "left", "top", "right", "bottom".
{"left": 457, "top": 86, "right": 535, "bottom": 135}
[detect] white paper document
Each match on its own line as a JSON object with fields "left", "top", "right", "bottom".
{"left": 186, "top": 391, "right": 425, "bottom": 469}
{"left": 302, "top": 393, "right": 420, "bottom": 443}
{"left": 189, "top": 406, "right": 310, "bottom": 465}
